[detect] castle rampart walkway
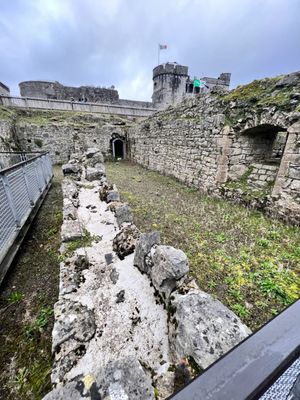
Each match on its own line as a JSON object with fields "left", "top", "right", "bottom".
{"left": 0, "top": 95, "right": 157, "bottom": 118}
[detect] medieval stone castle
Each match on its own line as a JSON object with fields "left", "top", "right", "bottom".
{"left": 1, "top": 62, "right": 230, "bottom": 109}
{"left": 1, "top": 63, "right": 299, "bottom": 226}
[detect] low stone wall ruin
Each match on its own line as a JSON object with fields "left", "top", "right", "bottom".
{"left": 43, "top": 148, "right": 250, "bottom": 399}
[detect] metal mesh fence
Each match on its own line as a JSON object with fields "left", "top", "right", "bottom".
{"left": 0, "top": 152, "right": 53, "bottom": 266}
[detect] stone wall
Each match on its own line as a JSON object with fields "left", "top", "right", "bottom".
{"left": 247, "top": 163, "right": 279, "bottom": 189}
{"left": 0, "top": 108, "right": 133, "bottom": 164}
{"left": 129, "top": 71, "right": 300, "bottom": 223}
{"left": 0, "top": 82, "right": 10, "bottom": 96}
{"left": 128, "top": 99, "right": 225, "bottom": 191}
{"left": 19, "top": 81, "right": 119, "bottom": 103}
{"left": 118, "top": 98, "right": 154, "bottom": 108}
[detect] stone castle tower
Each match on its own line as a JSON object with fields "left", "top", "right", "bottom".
{"left": 152, "top": 62, "right": 231, "bottom": 109}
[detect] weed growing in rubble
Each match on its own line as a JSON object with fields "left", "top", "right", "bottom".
{"left": 64, "top": 229, "right": 99, "bottom": 255}
{"left": 7, "top": 291, "right": 23, "bottom": 303}
{"left": 23, "top": 307, "right": 53, "bottom": 340}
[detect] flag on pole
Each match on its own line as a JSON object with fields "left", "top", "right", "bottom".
{"left": 158, "top": 44, "right": 168, "bottom": 65}
{"left": 193, "top": 78, "right": 200, "bottom": 88}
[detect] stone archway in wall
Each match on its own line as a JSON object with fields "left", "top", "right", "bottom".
{"left": 111, "top": 138, "right": 126, "bottom": 159}
{"left": 226, "top": 123, "right": 288, "bottom": 192}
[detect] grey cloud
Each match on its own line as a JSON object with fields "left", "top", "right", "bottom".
{"left": 0, "top": 0, "right": 299, "bottom": 100}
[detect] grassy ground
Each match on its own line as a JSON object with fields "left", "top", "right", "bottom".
{"left": 107, "top": 161, "right": 300, "bottom": 331}
{"left": 0, "top": 166, "right": 63, "bottom": 400}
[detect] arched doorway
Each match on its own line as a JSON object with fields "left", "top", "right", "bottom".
{"left": 112, "top": 138, "right": 126, "bottom": 159}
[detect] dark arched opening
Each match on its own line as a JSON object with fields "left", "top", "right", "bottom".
{"left": 241, "top": 124, "right": 287, "bottom": 165}
{"left": 228, "top": 123, "right": 288, "bottom": 191}
{"left": 112, "top": 138, "right": 125, "bottom": 159}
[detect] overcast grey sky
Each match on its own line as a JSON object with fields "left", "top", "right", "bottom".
{"left": 0, "top": 0, "right": 299, "bottom": 101}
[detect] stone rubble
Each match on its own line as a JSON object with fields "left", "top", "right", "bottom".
{"left": 44, "top": 148, "right": 251, "bottom": 400}
{"left": 150, "top": 245, "right": 189, "bottom": 301}
{"left": 168, "top": 288, "right": 251, "bottom": 370}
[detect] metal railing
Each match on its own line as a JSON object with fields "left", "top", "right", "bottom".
{"left": 0, "top": 151, "right": 53, "bottom": 283}
{"left": 169, "top": 299, "right": 300, "bottom": 400}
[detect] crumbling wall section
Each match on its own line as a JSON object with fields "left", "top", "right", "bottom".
{"left": 19, "top": 81, "right": 119, "bottom": 103}
{"left": 0, "top": 108, "right": 132, "bottom": 163}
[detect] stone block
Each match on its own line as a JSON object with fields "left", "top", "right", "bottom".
{"left": 62, "top": 163, "right": 80, "bottom": 175}
{"left": 289, "top": 164, "right": 300, "bottom": 180}
{"left": 113, "top": 224, "right": 140, "bottom": 259}
{"left": 52, "top": 300, "right": 96, "bottom": 352}
{"left": 169, "top": 289, "right": 251, "bottom": 370}
{"left": 85, "top": 147, "right": 101, "bottom": 158}
{"left": 86, "top": 166, "right": 105, "bottom": 181}
{"left": 61, "top": 220, "right": 82, "bottom": 242}
{"left": 151, "top": 245, "right": 189, "bottom": 300}
{"left": 107, "top": 189, "right": 120, "bottom": 203}
{"left": 134, "top": 231, "right": 160, "bottom": 274}
{"left": 115, "top": 203, "right": 133, "bottom": 226}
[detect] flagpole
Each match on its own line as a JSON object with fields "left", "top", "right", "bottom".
{"left": 158, "top": 44, "right": 160, "bottom": 66}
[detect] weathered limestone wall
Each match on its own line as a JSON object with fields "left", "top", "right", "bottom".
{"left": 129, "top": 71, "right": 300, "bottom": 223}
{"left": 0, "top": 107, "right": 134, "bottom": 164}
{"left": 272, "top": 123, "right": 300, "bottom": 220}
{"left": 19, "top": 81, "right": 119, "bottom": 103}
{"left": 0, "top": 82, "right": 10, "bottom": 95}
{"left": 129, "top": 98, "right": 226, "bottom": 191}
{"left": 0, "top": 117, "right": 22, "bottom": 152}
{"left": 247, "top": 163, "right": 279, "bottom": 188}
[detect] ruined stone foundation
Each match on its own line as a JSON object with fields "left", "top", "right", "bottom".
{"left": 43, "top": 148, "right": 250, "bottom": 399}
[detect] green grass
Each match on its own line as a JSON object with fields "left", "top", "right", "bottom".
{"left": 107, "top": 161, "right": 300, "bottom": 331}
{"left": 63, "top": 229, "right": 100, "bottom": 257}
{"left": 7, "top": 291, "right": 24, "bottom": 303}
{"left": 1, "top": 106, "right": 135, "bottom": 129}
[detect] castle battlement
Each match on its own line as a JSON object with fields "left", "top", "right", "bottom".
{"left": 152, "top": 62, "right": 231, "bottom": 109}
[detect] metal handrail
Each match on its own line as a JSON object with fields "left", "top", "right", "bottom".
{"left": 0, "top": 152, "right": 48, "bottom": 175}
{"left": 0, "top": 151, "right": 53, "bottom": 283}
{"left": 168, "top": 300, "right": 300, "bottom": 400}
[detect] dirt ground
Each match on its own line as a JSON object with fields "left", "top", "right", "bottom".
{"left": 106, "top": 161, "right": 300, "bottom": 331}
{"left": 0, "top": 166, "right": 63, "bottom": 400}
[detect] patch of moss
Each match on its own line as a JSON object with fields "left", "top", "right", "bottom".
{"left": 65, "top": 229, "right": 99, "bottom": 256}
{"left": 0, "top": 106, "right": 16, "bottom": 120}
{"left": 223, "top": 76, "right": 281, "bottom": 102}
{"left": 34, "top": 138, "right": 43, "bottom": 148}
{"left": 222, "top": 75, "right": 295, "bottom": 109}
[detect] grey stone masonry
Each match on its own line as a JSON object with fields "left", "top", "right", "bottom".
{"left": 129, "top": 71, "right": 300, "bottom": 224}
{"left": 0, "top": 82, "right": 10, "bottom": 95}
{"left": 19, "top": 80, "right": 119, "bottom": 103}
